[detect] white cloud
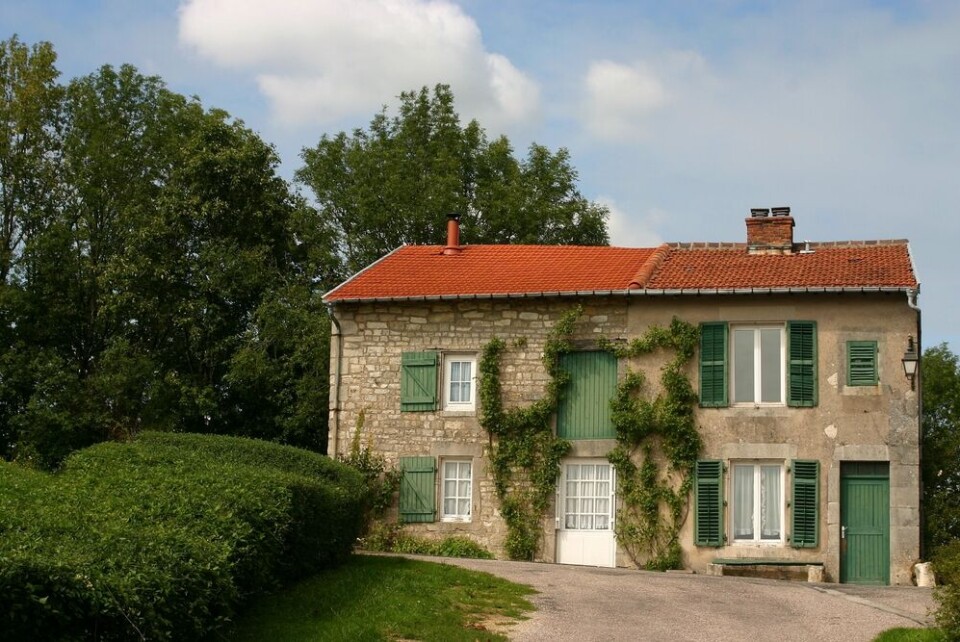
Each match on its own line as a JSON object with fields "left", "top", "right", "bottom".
{"left": 583, "top": 60, "right": 668, "bottom": 142}
{"left": 582, "top": 53, "right": 710, "bottom": 143}
{"left": 177, "top": 0, "right": 539, "bottom": 128}
{"left": 600, "top": 197, "right": 664, "bottom": 248}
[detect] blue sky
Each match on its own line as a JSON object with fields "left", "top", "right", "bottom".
{"left": 5, "top": 0, "right": 958, "bottom": 351}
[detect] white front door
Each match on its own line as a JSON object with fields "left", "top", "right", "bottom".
{"left": 556, "top": 459, "right": 616, "bottom": 567}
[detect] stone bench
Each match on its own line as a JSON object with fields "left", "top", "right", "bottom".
{"left": 709, "top": 558, "right": 824, "bottom": 582}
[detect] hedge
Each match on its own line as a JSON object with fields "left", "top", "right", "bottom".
{"left": 0, "top": 433, "right": 365, "bottom": 641}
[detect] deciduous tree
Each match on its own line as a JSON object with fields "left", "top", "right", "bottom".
{"left": 297, "top": 84, "right": 609, "bottom": 274}
{"left": 923, "top": 343, "right": 960, "bottom": 554}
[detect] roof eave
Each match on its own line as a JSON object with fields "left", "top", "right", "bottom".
{"left": 324, "top": 285, "right": 915, "bottom": 305}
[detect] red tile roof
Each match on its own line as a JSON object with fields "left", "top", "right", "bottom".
{"left": 324, "top": 245, "right": 657, "bottom": 301}
{"left": 645, "top": 242, "right": 918, "bottom": 290}
{"left": 323, "top": 240, "right": 918, "bottom": 302}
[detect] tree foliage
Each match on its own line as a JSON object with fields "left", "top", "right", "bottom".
{"left": 297, "top": 84, "right": 609, "bottom": 274}
{"left": 1, "top": 39, "right": 607, "bottom": 467}
{"left": 0, "top": 37, "right": 338, "bottom": 465}
{"left": 923, "top": 343, "right": 960, "bottom": 554}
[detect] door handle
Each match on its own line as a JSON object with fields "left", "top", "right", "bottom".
{"left": 841, "top": 525, "right": 847, "bottom": 539}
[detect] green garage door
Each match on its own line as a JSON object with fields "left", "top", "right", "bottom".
{"left": 840, "top": 462, "right": 890, "bottom": 585}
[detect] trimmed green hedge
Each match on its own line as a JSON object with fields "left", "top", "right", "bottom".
{"left": 0, "top": 432, "right": 365, "bottom": 641}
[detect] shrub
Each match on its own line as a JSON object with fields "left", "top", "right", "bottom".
{"left": 0, "top": 433, "right": 365, "bottom": 641}
{"left": 337, "top": 410, "right": 401, "bottom": 534}
{"left": 934, "top": 541, "right": 960, "bottom": 640}
{"left": 360, "top": 523, "right": 494, "bottom": 560}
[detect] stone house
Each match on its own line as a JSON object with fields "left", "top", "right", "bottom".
{"left": 323, "top": 208, "right": 921, "bottom": 585}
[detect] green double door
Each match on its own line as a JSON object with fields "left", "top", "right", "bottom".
{"left": 840, "top": 462, "right": 890, "bottom": 585}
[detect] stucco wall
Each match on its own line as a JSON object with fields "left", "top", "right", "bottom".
{"left": 328, "top": 292, "right": 920, "bottom": 584}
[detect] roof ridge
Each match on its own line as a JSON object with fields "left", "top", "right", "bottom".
{"left": 629, "top": 243, "right": 671, "bottom": 289}
{"left": 665, "top": 239, "right": 910, "bottom": 251}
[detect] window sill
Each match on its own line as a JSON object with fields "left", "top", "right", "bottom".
{"left": 440, "top": 517, "right": 472, "bottom": 524}
{"left": 440, "top": 409, "right": 476, "bottom": 417}
{"left": 731, "top": 540, "right": 786, "bottom": 548}
{"left": 841, "top": 385, "right": 881, "bottom": 397}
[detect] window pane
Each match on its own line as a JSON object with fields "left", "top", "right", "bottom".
{"left": 459, "top": 462, "right": 471, "bottom": 478}
{"left": 596, "top": 515, "right": 609, "bottom": 530}
{"left": 444, "top": 498, "right": 456, "bottom": 514}
{"left": 460, "top": 381, "right": 471, "bottom": 403}
{"left": 461, "top": 362, "right": 471, "bottom": 382}
{"left": 458, "top": 498, "right": 470, "bottom": 516}
{"left": 734, "top": 465, "right": 754, "bottom": 539}
{"left": 458, "top": 480, "right": 470, "bottom": 497}
{"left": 760, "top": 466, "right": 781, "bottom": 539}
{"left": 444, "top": 480, "right": 456, "bottom": 497}
{"left": 760, "top": 329, "right": 782, "bottom": 403}
{"left": 734, "top": 329, "right": 755, "bottom": 403}
{"left": 450, "top": 379, "right": 460, "bottom": 402}
{"left": 567, "top": 465, "right": 579, "bottom": 480}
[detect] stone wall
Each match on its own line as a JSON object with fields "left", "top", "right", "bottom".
{"left": 328, "top": 292, "right": 920, "bottom": 583}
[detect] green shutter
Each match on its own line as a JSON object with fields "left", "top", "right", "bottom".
{"left": 399, "top": 456, "right": 436, "bottom": 523}
{"left": 792, "top": 460, "right": 819, "bottom": 548}
{"left": 787, "top": 321, "right": 817, "bottom": 407}
{"left": 847, "top": 341, "right": 878, "bottom": 386}
{"left": 699, "top": 322, "right": 728, "bottom": 407}
{"left": 695, "top": 460, "right": 724, "bottom": 547}
{"left": 401, "top": 351, "right": 438, "bottom": 412}
{"left": 556, "top": 351, "right": 617, "bottom": 439}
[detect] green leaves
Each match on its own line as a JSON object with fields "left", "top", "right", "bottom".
{"left": 478, "top": 309, "right": 579, "bottom": 560}
{"left": 1, "top": 41, "right": 337, "bottom": 464}
{"left": 0, "top": 433, "right": 366, "bottom": 640}
{"left": 922, "top": 344, "right": 960, "bottom": 554}
{"left": 604, "top": 318, "right": 700, "bottom": 570}
{"left": 297, "top": 84, "right": 609, "bottom": 274}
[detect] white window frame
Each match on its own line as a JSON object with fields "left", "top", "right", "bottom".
{"left": 440, "top": 459, "right": 472, "bottom": 522}
{"left": 731, "top": 461, "right": 785, "bottom": 546}
{"left": 730, "top": 325, "right": 786, "bottom": 406}
{"left": 443, "top": 354, "right": 477, "bottom": 411}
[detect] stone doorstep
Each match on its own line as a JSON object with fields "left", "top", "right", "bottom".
{"left": 708, "top": 559, "right": 824, "bottom": 583}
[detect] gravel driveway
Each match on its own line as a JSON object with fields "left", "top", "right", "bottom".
{"left": 411, "top": 556, "right": 935, "bottom": 642}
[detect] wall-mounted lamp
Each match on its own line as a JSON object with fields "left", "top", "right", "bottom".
{"left": 902, "top": 336, "right": 919, "bottom": 391}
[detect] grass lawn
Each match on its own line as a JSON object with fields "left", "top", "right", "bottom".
{"left": 873, "top": 628, "right": 946, "bottom": 642}
{"left": 224, "top": 554, "right": 535, "bottom": 642}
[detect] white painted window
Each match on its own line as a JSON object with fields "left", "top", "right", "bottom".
{"left": 732, "top": 462, "right": 784, "bottom": 544}
{"left": 731, "top": 326, "right": 785, "bottom": 405}
{"left": 441, "top": 460, "right": 472, "bottom": 522}
{"left": 443, "top": 355, "right": 477, "bottom": 411}
{"left": 563, "top": 463, "right": 613, "bottom": 531}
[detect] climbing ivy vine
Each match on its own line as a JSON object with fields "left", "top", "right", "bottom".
{"left": 477, "top": 307, "right": 580, "bottom": 560}
{"left": 479, "top": 307, "right": 701, "bottom": 568}
{"left": 599, "top": 318, "right": 701, "bottom": 570}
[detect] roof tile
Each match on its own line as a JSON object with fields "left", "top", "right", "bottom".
{"left": 323, "top": 240, "right": 918, "bottom": 302}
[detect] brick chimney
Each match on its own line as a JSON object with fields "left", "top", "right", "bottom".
{"left": 746, "top": 206, "right": 794, "bottom": 255}
{"left": 443, "top": 214, "right": 462, "bottom": 255}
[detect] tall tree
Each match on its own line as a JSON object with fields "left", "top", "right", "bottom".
{"left": 922, "top": 343, "right": 960, "bottom": 554}
{"left": 297, "top": 84, "right": 609, "bottom": 274}
{"left": 0, "top": 36, "right": 63, "bottom": 458}
{"left": 1, "top": 49, "right": 338, "bottom": 465}
{"left": 0, "top": 36, "right": 62, "bottom": 283}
